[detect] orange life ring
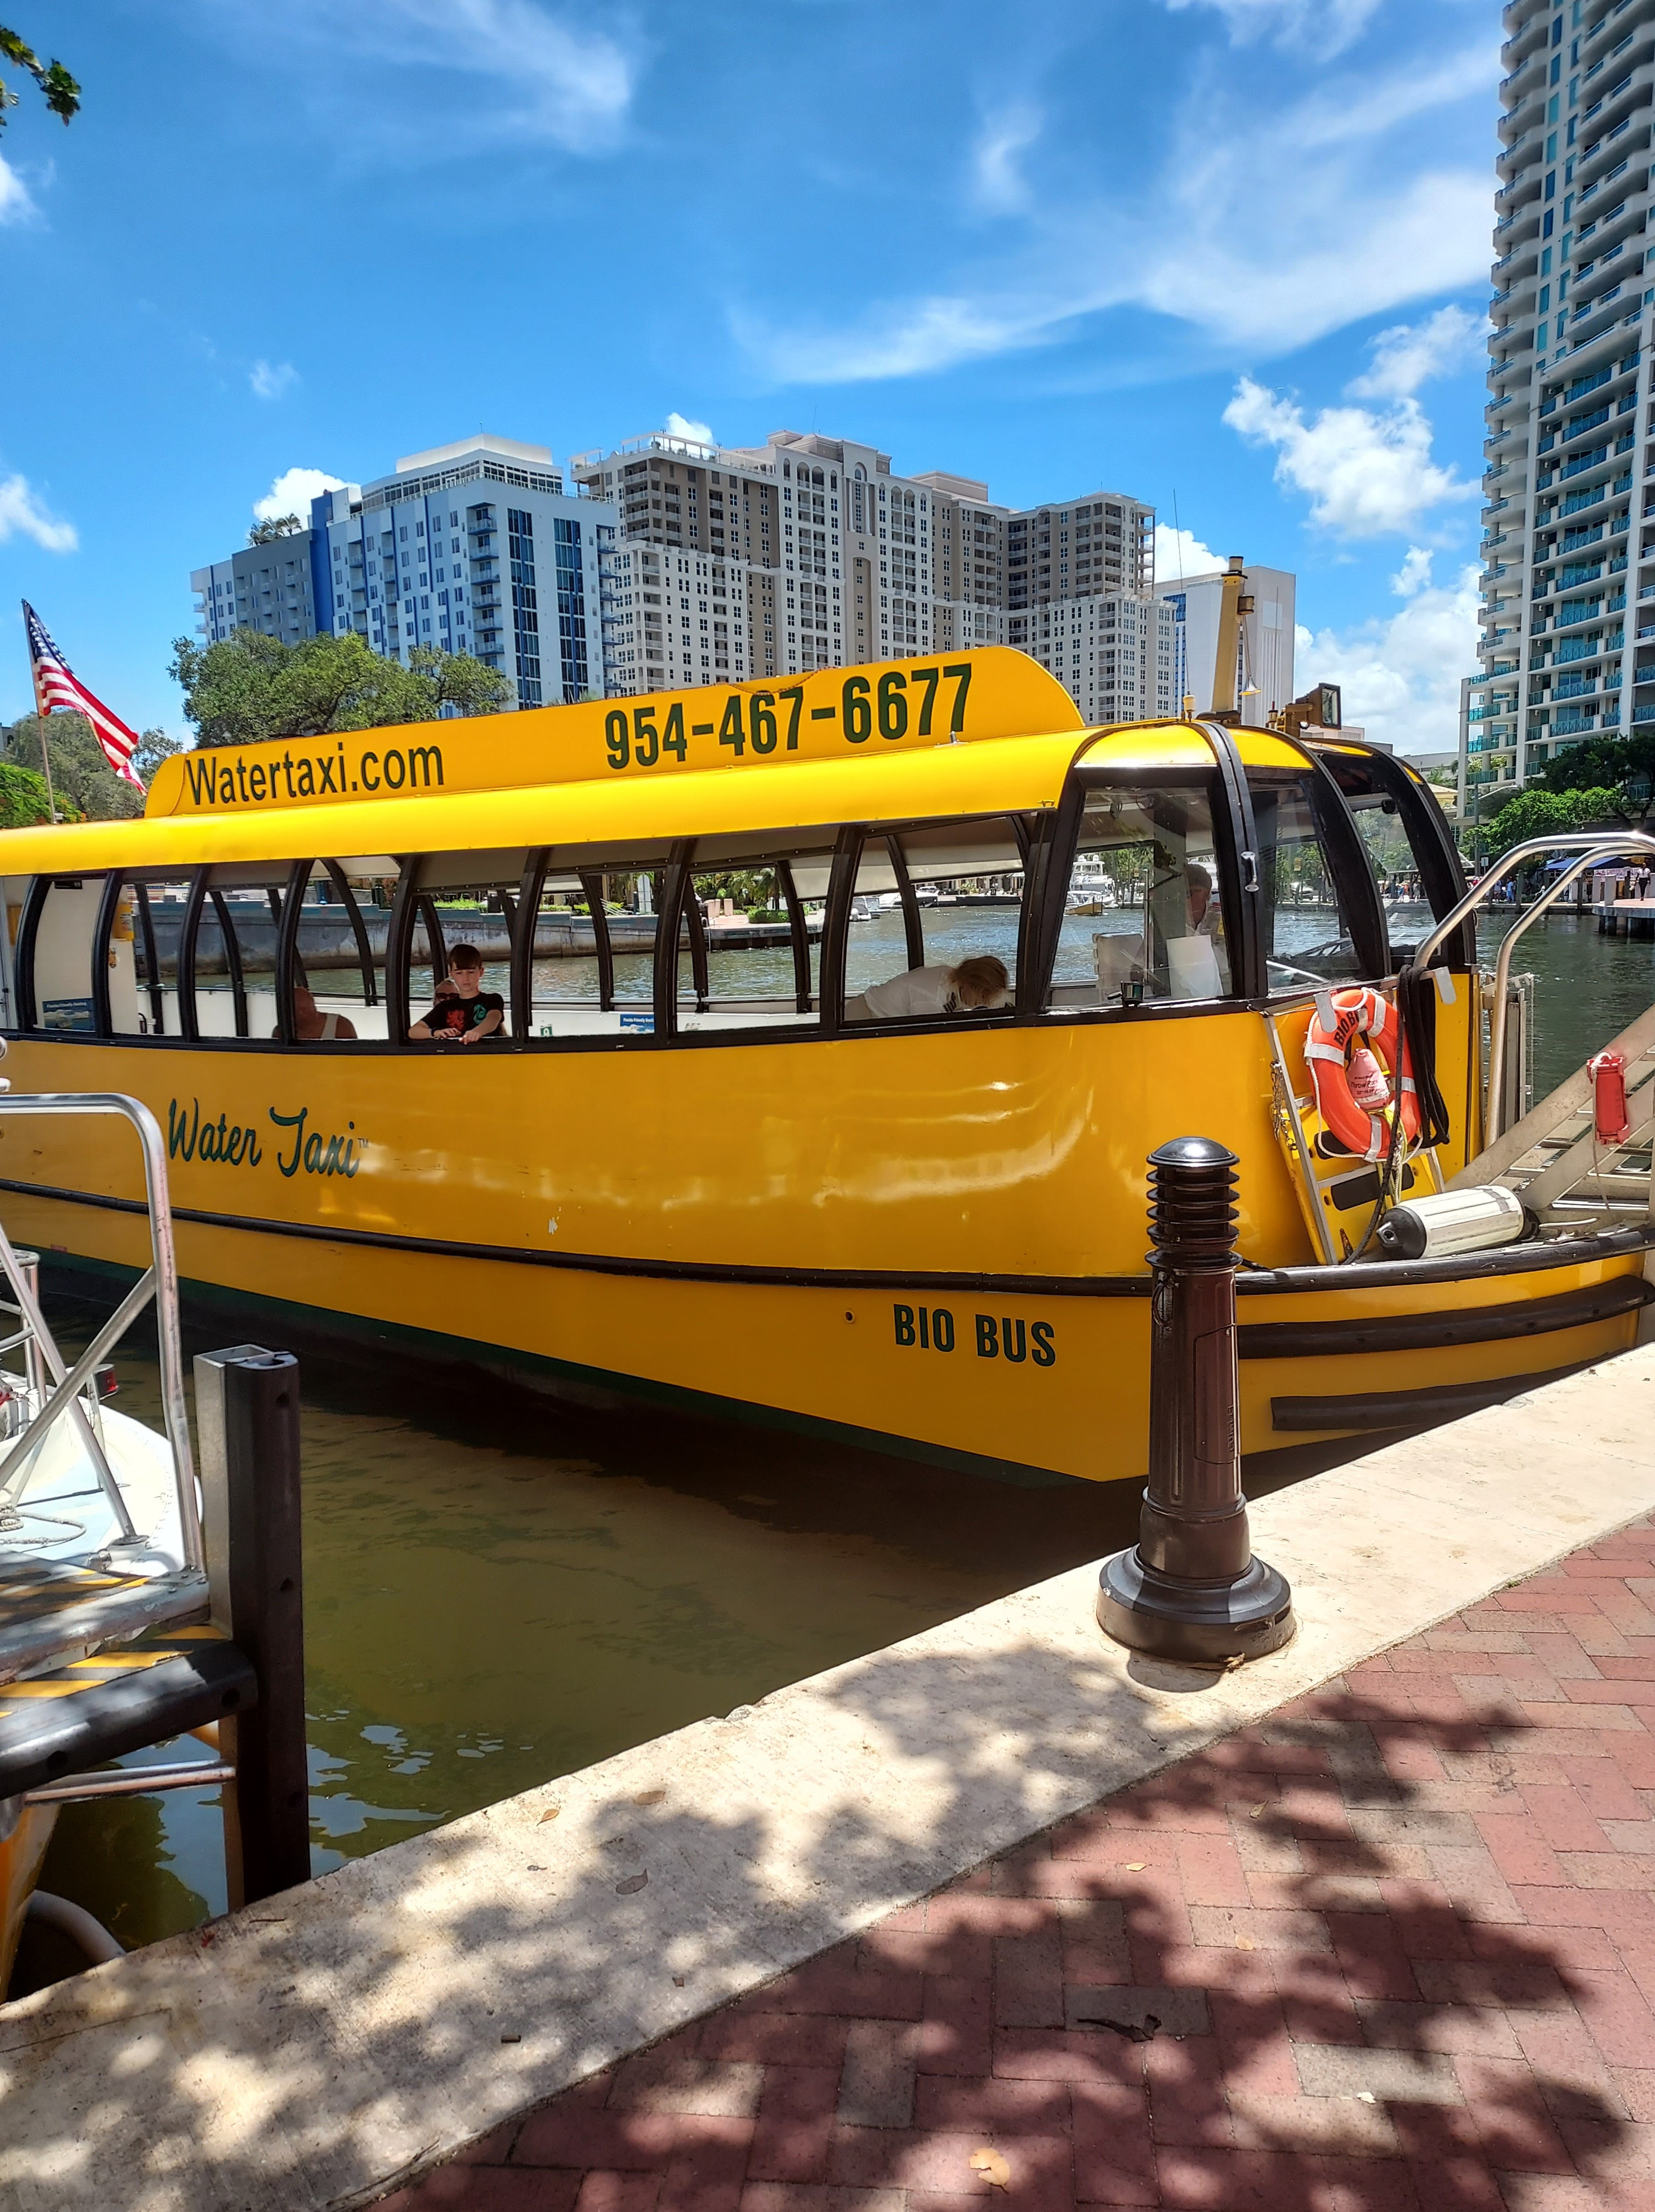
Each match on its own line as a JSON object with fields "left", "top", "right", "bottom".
{"left": 1303, "top": 986, "right": 1420, "bottom": 1161}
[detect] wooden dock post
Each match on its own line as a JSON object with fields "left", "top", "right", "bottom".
{"left": 196, "top": 1346, "right": 309, "bottom": 1908}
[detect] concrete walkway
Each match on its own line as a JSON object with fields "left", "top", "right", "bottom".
{"left": 386, "top": 1512, "right": 1655, "bottom": 2212}
{"left": 2, "top": 1349, "right": 1654, "bottom": 2211}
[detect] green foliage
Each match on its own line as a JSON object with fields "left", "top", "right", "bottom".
{"left": 1481, "top": 784, "right": 1624, "bottom": 857}
{"left": 1, "top": 713, "right": 142, "bottom": 819}
{"left": 1537, "top": 730, "right": 1655, "bottom": 815}
{"left": 0, "top": 760, "right": 68, "bottom": 828}
{"left": 0, "top": 28, "right": 80, "bottom": 134}
{"left": 249, "top": 515, "right": 303, "bottom": 545}
{"left": 405, "top": 644, "right": 514, "bottom": 719}
{"left": 132, "top": 726, "right": 183, "bottom": 782}
{"left": 169, "top": 630, "right": 513, "bottom": 747}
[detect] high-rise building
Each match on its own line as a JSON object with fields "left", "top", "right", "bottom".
{"left": 1463, "top": 0, "right": 1655, "bottom": 806}
{"left": 193, "top": 422, "right": 1290, "bottom": 730}
{"left": 570, "top": 431, "right": 1182, "bottom": 718}
{"left": 568, "top": 428, "right": 1021, "bottom": 691}
{"left": 192, "top": 435, "right": 619, "bottom": 710}
{"left": 1002, "top": 493, "right": 1177, "bottom": 722}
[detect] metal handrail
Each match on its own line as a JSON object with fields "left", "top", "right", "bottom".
{"left": 1404, "top": 830, "right": 1655, "bottom": 1146}
{"left": 0, "top": 1089, "right": 201, "bottom": 1569}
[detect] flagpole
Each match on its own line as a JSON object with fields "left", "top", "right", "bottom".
{"left": 37, "top": 716, "right": 58, "bottom": 824}
{"left": 21, "top": 601, "right": 59, "bottom": 822}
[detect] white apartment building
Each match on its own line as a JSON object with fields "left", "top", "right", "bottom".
{"left": 571, "top": 429, "right": 1022, "bottom": 692}
{"left": 1157, "top": 564, "right": 1297, "bottom": 725}
{"left": 1463, "top": 0, "right": 1655, "bottom": 806}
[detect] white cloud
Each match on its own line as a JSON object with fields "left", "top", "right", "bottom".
{"left": 219, "top": 0, "right": 636, "bottom": 153}
{"left": 1391, "top": 545, "right": 1434, "bottom": 599}
{"left": 386, "top": 0, "right": 633, "bottom": 144}
{"left": 1296, "top": 555, "right": 1478, "bottom": 756}
{"left": 0, "top": 153, "right": 36, "bottom": 226}
{"left": 249, "top": 360, "right": 299, "bottom": 401}
{"left": 254, "top": 467, "right": 346, "bottom": 523}
{"left": 663, "top": 412, "right": 714, "bottom": 446}
{"left": 1291, "top": 45, "right": 1497, "bottom": 148}
{"left": 1223, "top": 375, "right": 1472, "bottom": 538}
{"left": 1153, "top": 524, "right": 1225, "bottom": 582}
{"left": 1162, "top": 0, "right": 1381, "bottom": 61}
{"left": 0, "top": 475, "right": 77, "bottom": 553}
{"left": 1348, "top": 305, "right": 1484, "bottom": 402}
{"left": 972, "top": 104, "right": 1041, "bottom": 215}
{"left": 744, "top": 41, "right": 1495, "bottom": 383}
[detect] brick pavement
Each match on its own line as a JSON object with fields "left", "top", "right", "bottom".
{"left": 382, "top": 1517, "right": 1655, "bottom": 2212}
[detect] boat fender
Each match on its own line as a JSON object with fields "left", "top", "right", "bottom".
{"left": 1374, "top": 1185, "right": 1534, "bottom": 1262}
{"left": 1303, "top": 987, "right": 1421, "bottom": 1161}
{"left": 1588, "top": 1050, "right": 1631, "bottom": 1146}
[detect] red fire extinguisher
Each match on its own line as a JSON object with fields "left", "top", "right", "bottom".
{"left": 1588, "top": 1050, "right": 1630, "bottom": 1145}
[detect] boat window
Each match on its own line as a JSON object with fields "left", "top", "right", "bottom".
{"left": 843, "top": 817, "right": 1026, "bottom": 1024}
{"left": 289, "top": 860, "right": 395, "bottom": 1042}
{"left": 1045, "top": 784, "right": 1233, "bottom": 1012}
{"left": 1310, "top": 749, "right": 1471, "bottom": 967}
{"left": 679, "top": 836, "right": 833, "bottom": 1033}
{"left": 522, "top": 859, "right": 666, "bottom": 1040}
{"left": 1248, "top": 773, "right": 1379, "bottom": 993}
{"left": 111, "top": 877, "right": 192, "bottom": 1038}
{"left": 402, "top": 852, "right": 525, "bottom": 1046}
{"left": 25, "top": 876, "right": 104, "bottom": 1034}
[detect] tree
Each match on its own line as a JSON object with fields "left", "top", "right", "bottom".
{"left": 169, "top": 629, "right": 513, "bottom": 747}
{"left": 133, "top": 726, "right": 183, "bottom": 782}
{"left": 1, "top": 713, "right": 143, "bottom": 819}
{"left": 1537, "top": 729, "right": 1655, "bottom": 823}
{"left": 0, "top": 29, "right": 80, "bottom": 136}
{"left": 1482, "top": 784, "right": 1623, "bottom": 859}
{"left": 249, "top": 515, "right": 302, "bottom": 545}
{"left": 405, "top": 644, "right": 515, "bottom": 718}
{"left": 0, "top": 759, "right": 68, "bottom": 829}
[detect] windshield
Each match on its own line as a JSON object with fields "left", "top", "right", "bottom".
{"left": 1047, "top": 781, "right": 1234, "bottom": 1009}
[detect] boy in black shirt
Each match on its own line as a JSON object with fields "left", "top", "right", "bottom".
{"left": 409, "top": 945, "right": 505, "bottom": 1045}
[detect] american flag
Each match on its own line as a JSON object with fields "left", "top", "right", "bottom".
{"left": 22, "top": 601, "right": 145, "bottom": 790}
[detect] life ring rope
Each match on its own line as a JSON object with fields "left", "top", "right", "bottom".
{"left": 1303, "top": 986, "right": 1422, "bottom": 1163}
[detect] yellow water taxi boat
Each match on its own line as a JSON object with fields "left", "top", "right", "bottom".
{"left": 0, "top": 646, "right": 1650, "bottom": 1485}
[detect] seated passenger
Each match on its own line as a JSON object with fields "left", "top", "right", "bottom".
{"left": 410, "top": 945, "right": 505, "bottom": 1045}
{"left": 1093, "top": 863, "right": 1224, "bottom": 1003}
{"left": 846, "top": 954, "right": 1010, "bottom": 1022}
{"left": 274, "top": 983, "right": 358, "bottom": 1042}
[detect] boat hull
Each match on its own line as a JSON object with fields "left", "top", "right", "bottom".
{"left": 0, "top": 1009, "right": 1646, "bottom": 1485}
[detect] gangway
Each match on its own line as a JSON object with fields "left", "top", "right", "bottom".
{"left": 1407, "top": 831, "right": 1655, "bottom": 1240}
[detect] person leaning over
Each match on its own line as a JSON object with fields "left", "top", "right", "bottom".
{"left": 409, "top": 945, "right": 506, "bottom": 1045}
{"left": 846, "top": 954, "right": 1010, "bottom": 1022}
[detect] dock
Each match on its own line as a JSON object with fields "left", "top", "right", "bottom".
{"left": 2, "top": 1347, "right": 1654, "bottom": 2209}
{"left": 1597, "top": 899, "right": 1655, "bottom": 938}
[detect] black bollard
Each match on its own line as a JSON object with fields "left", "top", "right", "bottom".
{"left": 196, "top": 1345, "right": 310, "bottom": 1908}
{"left": 1097, "top": 1137, "right": 1295, "bottom": 1664}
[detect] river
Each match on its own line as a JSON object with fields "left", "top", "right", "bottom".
{"left": 11, "top": 904, "right": 1651, "bottom": 1993}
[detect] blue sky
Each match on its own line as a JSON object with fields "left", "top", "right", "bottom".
{"left": 0, "top": 0, "right": 1499, "bottom": 753}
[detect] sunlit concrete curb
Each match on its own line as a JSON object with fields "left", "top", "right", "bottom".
{"left": 2, "top": 1347, "right": 1653, "bottom": 2211}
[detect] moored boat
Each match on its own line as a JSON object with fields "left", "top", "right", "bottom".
{"left": 0, "top": 646, "right": 1649, "bottom": 1486}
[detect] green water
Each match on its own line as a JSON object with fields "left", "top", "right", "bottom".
{"left": 11, "top": 907, "right": 1651, "bottom": 1994}
{"left": 13, "top": 1324, "right": 1141, "bottom": 1990}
